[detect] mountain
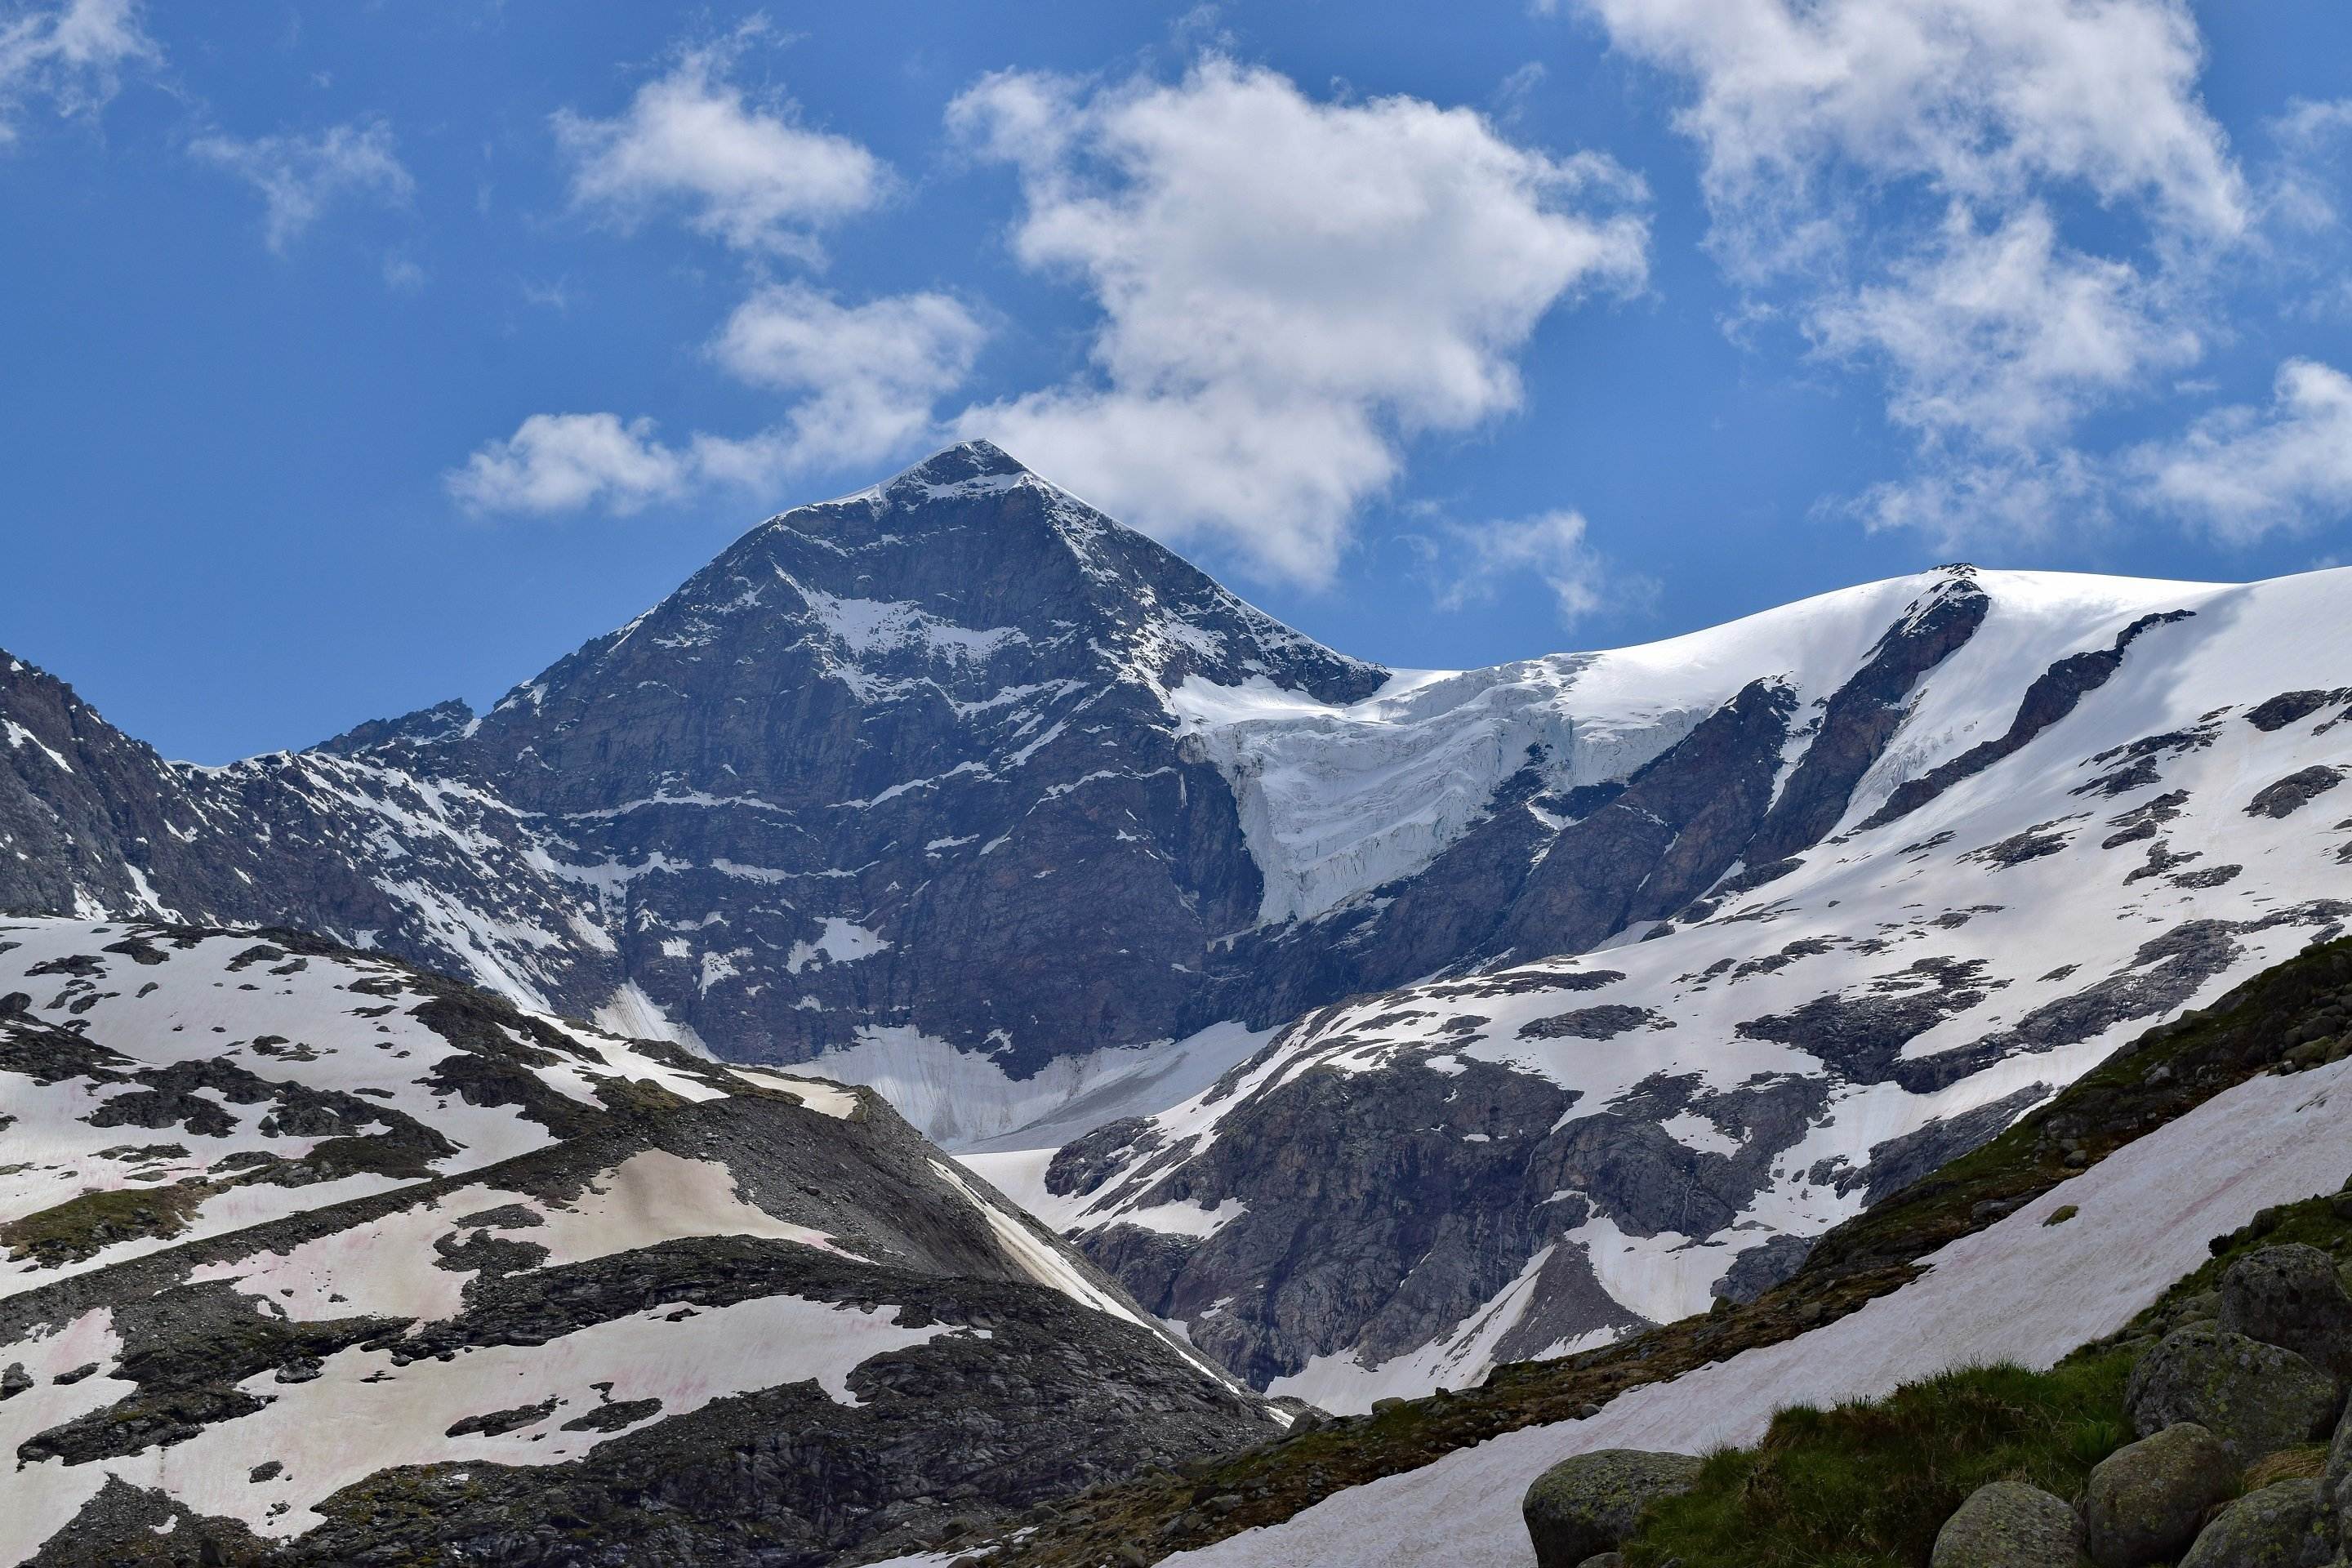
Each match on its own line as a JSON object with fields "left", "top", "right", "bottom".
{"left": 9, "top": 442, "right": 2352, "bottom": 1415}
{"left": 2, "top": 443, "right": 1389, "bottom": 1144}
{"left": 971, "top": 567, "right": 2352, "bottom": 1406}
{"left": 0, "top": 916, "right": 1278, "bottom": 1567}
{"left": 937, "top": 931, "right": 2352, "bottom": 1568}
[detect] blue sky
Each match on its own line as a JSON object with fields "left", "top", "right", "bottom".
{"left": 3, "top": 1, "right": 2350, "bottom": 764}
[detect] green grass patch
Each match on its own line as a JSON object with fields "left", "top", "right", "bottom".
{"left": 1624, "top": 1354, "right": 2135, "bottom": 1568}
{"left": 0, "top": 1179, "right": 216, "bottom": 1266}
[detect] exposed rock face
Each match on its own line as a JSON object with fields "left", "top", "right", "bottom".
{"left": 2248, "top": 766, "right": 2348, "bottom": 820}
{"left": 1930, "top": 1481, "right": 2082, "bottom": 1568}
{"left": 0, "top": 446, "right": 1383, "bottom": 1120}
{"left": 1520, "top": 1448, "right": 1702, "bottom": 1566}
{"left": 2082, "top": 1423, "right": 2238, "bottom": 1568}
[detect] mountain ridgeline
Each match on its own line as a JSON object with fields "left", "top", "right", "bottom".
{"left": 11, "top": 441, "right": 2352, "bottom": 1409}
{"left": 0, "top": 447, "right": 2104, "bottom": 1115}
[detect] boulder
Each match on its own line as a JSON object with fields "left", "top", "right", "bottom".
{"left": 2082, "top": 1423, "right": 2238, "bottom": 1568}
{"left": 2178, "top": 1478, "right": 2328, "bottom": 1568}
{"left": 1929, "top": 1480, "right": 2082, "bottom": 1568}
{"left": 2125, "top": 1324, "right": 2336, "bottom": 1459}
{"left": 2220, "top": 1245, "right": 2352, "bottom": 1379}
{"left": 2323, "top": 1400, "right": 2352, "bottom": 1544}
{"left": 1576, "top": 1558, "right": 1626, "bottom": 1568}
{"left": 1521, "top": 1449, "right": 1704, "bottom": 1566}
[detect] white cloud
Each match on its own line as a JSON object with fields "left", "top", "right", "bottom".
{"left": 189, "top": 119, "right": 415, "bottom": 253}
{"left": 1434, "top": 510, "right": 1608, "bottom": 623}
{"left": 947, "top": 57, "right": 1648, "bottom": 584}
{"left": 0, "top": 0, "right": 154, "bottom": 142}
{"left": 553, "top": 38, "right": 884, "bottom": 258}
{"left": 447, "top": 412, "right": 689, "bottom": 516}
{"left": 1809, "top": 203, "right": 2201, "bottom": 452}
{"left": 1578, "top": 0, "right": 2245, "bottom": 272}
{"left": 1840, "top": 448, "right": 2109, "bottom": 547}
{"left": 1572, "top": 0, "right": 2248, "bottom": 543}
{"left": 709, "top": 283, "right": 987, "bottom": 470}
{"left": 2135, "top": 359, "right": 2352, "bottom": 542}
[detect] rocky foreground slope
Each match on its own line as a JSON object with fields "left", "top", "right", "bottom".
{"left": 0, "top": 919, "right": 1277, "bottom": 1566}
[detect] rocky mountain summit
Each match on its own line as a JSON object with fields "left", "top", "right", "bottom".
{"left": 0, "top": 917, "right": 1277, "bottom": 1566}
{"left": 11, "top": 443, "right": 2352, "bottom": 1414}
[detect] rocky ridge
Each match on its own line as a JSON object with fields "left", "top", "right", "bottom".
{"left": 0, "top": 918, "right": 1277, "bottom": 1566}
{"left": 983, "top": 573, "right": 2352, "bottom": 1405}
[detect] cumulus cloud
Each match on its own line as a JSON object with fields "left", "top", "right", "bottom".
{"left": 1838, "top": 448, "right": 2111, "bottom": 549}
{"left": 2134, "top": 359, "right": 2352, "bottom": 541}
{"left": 447, "top": 412, "right": 689, "bottom": 516}
{"left": 189, "top": 119, "right": 415, "bottom": 252}
{"left": 0, "top": 0, "right": 154, "bottom": 142}
{"left": 1570, "top": 0, "right": 2247, "bottom": 544}
{"left": 1579, "top": 0, "right": 2244, "bottom": 271}
{"left": 947, "top": 57, "right": 1648, "bottom": 584}
{"left": 709, "top": 283, "right": 987, "bottom": 470}
{"left": 1434, "top": 510, "right": 1609, "bottom": 624}
{"left": 451, "top": 288, "right": 987, "bottom": 514}
{"left": 553, "top": 37, "right": 884, "bottom": 258}
{"left": 1811, "top": 203, "right": 2202, "bottom": 452}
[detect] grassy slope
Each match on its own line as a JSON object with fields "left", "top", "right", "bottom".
{"left": 1625, "top": 1185, "right": 2352, "bottom": 1566}
{"left": 933, "top": 933, "right": 2352, "bottom": 1568}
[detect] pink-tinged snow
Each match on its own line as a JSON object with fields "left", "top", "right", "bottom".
{"left": 725, "top": 1063, "right": 864, "bottom": 1117}
{"left": 1070, "top": 568, "right": 2352, "bottom": 1400}
{"left": 1168, "top": 1052, "right": 2352, "bottom": 1567}
{"left": 0, "top": 922, "right": 817, "bottom": 1294}
{"left": 0, "top": 1308, "right": 132, "bottom": 1566}
{"left": 929, "top": 1156, "right": 1265, "bottom": 1405}
{"left": 37, "top": 1295, "right": 962, "bottom": 1545}
{"left": 185, "top": 1150, "right": 861, "bottom": 1323}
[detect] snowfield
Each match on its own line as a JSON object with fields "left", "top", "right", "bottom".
{"left": 1168, "top": 1049, "right": 2352, "bottom": 1566}
{"left": 0, "top": 917, "right": 1276, "bottom": 1564}
{"left": 1054, "top": 565, "right": 2352, "bottom": 1405}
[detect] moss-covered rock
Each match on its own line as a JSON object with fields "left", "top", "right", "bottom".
{"left": 1522, "top": 1450, "right": 1704, "bottom": 1567}
{"left": 2082, "top": 1422, "right": 2238, "bottom": 1568}
{"left": 2124, "top": 1324, "right": 2335, "bottom": 1460}
{"left": 1929, "top": 1480, "right": 2082, "bottom": 1567}
{"left": 2219, "top": 1244, "right": 2352, "bottom": 1380}
{"left": 2320, "top": 1396, "right": 2352, "bottom": 1546}
{"left": 2178, "top": 1478, "right": 2329, "bottom": 1568}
